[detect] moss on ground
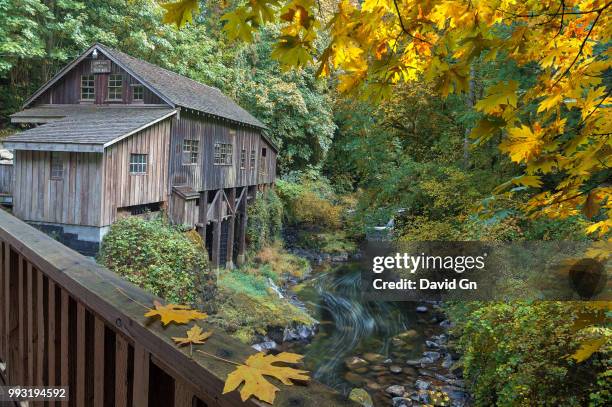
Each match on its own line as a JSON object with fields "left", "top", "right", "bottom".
{"left": 209, "top": 244, "right": 315, "bottom": 343}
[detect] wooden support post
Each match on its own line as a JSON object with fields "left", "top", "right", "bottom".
{"left": 211, "top": 190, "right": 222, "bottom": 270}
{"left": 236, "top": 187, "right": 248, "bottom": 266}
{"left": 198, "top": 190, "right": 208, "bottom": 247}
{"left": 226, "top": 188, "right": 236, "bottom": 269}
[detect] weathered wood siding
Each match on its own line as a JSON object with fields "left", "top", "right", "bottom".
{"left": 34, "top": 54, "right": 164, "bottom": 106}
{"left": 169, "top": 112, "right": 275, "bottom": 191}
{"left": 169, "top": 192, "right": 199, "bottom": 227}
{"left": 101, "top": 118, "right": 171, "bottom": 225}
{"left": 13, "top": 151, "right": 103, "bottom": 226}
{"left": 0, "top": 163, "right": 13, "bottom": 195}
{"left": 258, "top": 138, "right": 277, "bottom": 185}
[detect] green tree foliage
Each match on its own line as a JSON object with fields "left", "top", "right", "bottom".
{"left": 98, "top": 216, "right": 214, "bottom": 306}
{"left": 246, "top": 189, "right": 283, "bottom": 252}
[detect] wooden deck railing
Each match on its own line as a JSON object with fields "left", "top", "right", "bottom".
{"left": 0, "top": 210, "right": 356, "bottom": 407}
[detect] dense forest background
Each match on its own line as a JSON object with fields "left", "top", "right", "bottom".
{"left": 1, "top": 1, "right": 610, "bottom": 405}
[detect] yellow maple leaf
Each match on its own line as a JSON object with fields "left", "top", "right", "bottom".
{"left": 271, "top": 35, "right": 312, "bottom": 67}
{"left": 500, "top": 125, "right": 543, "bottom": 163}
{"left": 223, "top": 352, "right": 309, "bottom": 404}
{"left": 172, "top": 325, "right": 213, "bottom": 346}
{"left": 144, "top": 300, "right": 207, "bottom": 326}
{"left": 512, "top": 175, "right": 542, "bottom": 188}
{"left": 161, "top": 0, "right": 199, "bottom": 28}
{"left": 570, "top": 337, "right": 607, "bottom": 363}
{"left": 537, "top": 92, "right": 563, "bottom": 113}
{"left": 585, "top": 220, "right": 611, "bottom": 237}
{"left": 221, "top": 8, "right": 255, "bottom": 42}
{"left": 585, "top": 240, "right": 612, "bottom": 261}
{"left": 475, "top": 80, "right": 518, "bottom": 114}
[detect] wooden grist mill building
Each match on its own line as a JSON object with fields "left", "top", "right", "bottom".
{"left": 4, "top": 43, "right": 277, "bottom": 268}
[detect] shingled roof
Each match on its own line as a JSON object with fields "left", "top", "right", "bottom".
{"left": 4, "top": 106, "right": 175, "bottom": 152}
{"left": 22, "top": 43, "right": 266, "bottom": 130}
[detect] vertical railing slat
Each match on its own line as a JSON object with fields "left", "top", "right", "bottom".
{"left": 60, "top": 290, "right": 70, "bottom": 387}
{"left": 76, "top": 302, "right": 86, "bottom": 406}
{"left": 48, "top": 280, "right": 56, "bottom": 407}
{"left": 36, "top": 269, "right": 45, "bottom": 386}
{"left": 27, "top": 262, "right": 34, "bottom": 386}
{"left": 174, "top": 380, "right": 196, "bottom": 407}
{"left": 11, "top": 252, "right": 23, "bottom": 385}
{"left": 133, "top": 344, "right": 150, "bottom": 407}
{"left": 93, "top": 317, "right": 105, "bottom": 407}
{"left": 115, "top": 334, "right": 129, "bottom": 407}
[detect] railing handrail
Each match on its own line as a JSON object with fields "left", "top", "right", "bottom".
{"left": 0, "top": 209, "right": 355, "bottom": 406}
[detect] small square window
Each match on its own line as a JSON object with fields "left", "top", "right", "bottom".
{"left": 108, "top": 74, "right": 123, "bottom": 100}
{"left": 132, "top": 84, "right": 144, "bottom": 101}
{"left": 129, "top": 153, "right": 147, "bottom": 174}
{"left": 182, "top": 139, "right": 199, "bottom": 165}
{"left": 50, "top": 152, "right": 64, "bottom": 179}
{"left": 81, "top": 75, "right": 95, "bottom": 101}
{"left": 214, "top": 143, "right": 233, "bottom": 166}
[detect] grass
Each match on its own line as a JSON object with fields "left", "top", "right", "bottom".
{"left": 208, "top": 244, "right": 315, "bottom": 343}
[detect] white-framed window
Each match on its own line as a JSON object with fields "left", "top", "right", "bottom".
{"left": 214, "top": 143, "right": 233, "bottom": 166}
{"left": 108, "top": 74, "right": 123, "bottom": 100}
{"left": 50, "top": 152, "right": 64, "bottom": 180}
{"left": 250, "top": 149, "right": 256, "bottom": 169}
{"left": 132, "top": 84, "right": 144, "bottom": 101}
{"left": 240, "top": 148, "right": 247, "bottom": 169}
{"left": 81, "top": 75, "right": 95, "bottom": 101}
{"left": 182, "top": 139, "right": 199, "bottom": 165}
{"left": 129, "top": 153, "right": 147, "bottom": 174}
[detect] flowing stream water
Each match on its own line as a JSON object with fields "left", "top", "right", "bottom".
{"left": 287, "top": 261, "right": 432, "bottom": 405}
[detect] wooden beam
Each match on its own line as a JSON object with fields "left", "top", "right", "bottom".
{"left": 198, "top": 191, "right": 208, "bottom": 246}
{"left": 3, "top": 141, "right": 104, "bottom": 153}
{"left": 211, "top": 190, "right": 222, "bottom": 270}
{"left": 93, "top": 317, "right": 105, "bottom": 407}
{"left": 226, "top": 188, "right": 236, "bottom": 269}
{"left": 133, "top": 344, "right": 150, "bottom": 407}
{"left": 236, "top": 187, "right": 248, "bottom": 266}
{"left": 115, "top": 334, "right": 129, "bottom": 407}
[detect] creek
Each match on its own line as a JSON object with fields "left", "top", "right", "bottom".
{"left": 285, "top": 261, "right": 445, "bottom": 406}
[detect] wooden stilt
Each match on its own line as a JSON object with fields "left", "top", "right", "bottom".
{"left": 198, "top": 190, "right": 208, "bottom": 247}
{"left": 211, "top": 190, "right": 222, "bottom": 270}
{"left": 225, "top": 188, "right": 236, "bottom": 268}
{"left": 236, "top": 187, "right": 248, "bottom": 266}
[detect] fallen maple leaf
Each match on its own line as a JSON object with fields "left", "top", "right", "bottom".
{"left": 223, "top": 352, "right": 309, "bottom": 404}
{"left": 144, "top": 300, "right": 207, "bottom": 326}
{"left": 172, "top": 325, "right": 213, "bottom": 346}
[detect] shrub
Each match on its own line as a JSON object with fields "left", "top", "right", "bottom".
{"left": 446, "top": 301, "right": 611, "bottom": 406}
{"left": 98, "top": 216, "right": 214, "bottom": 306}
{"left": 276, "top": 172, "right": 343, "bottom": 229}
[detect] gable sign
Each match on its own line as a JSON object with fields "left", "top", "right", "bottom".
{"left": 92, "top": 60, "right": 111, "bottom": 74}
